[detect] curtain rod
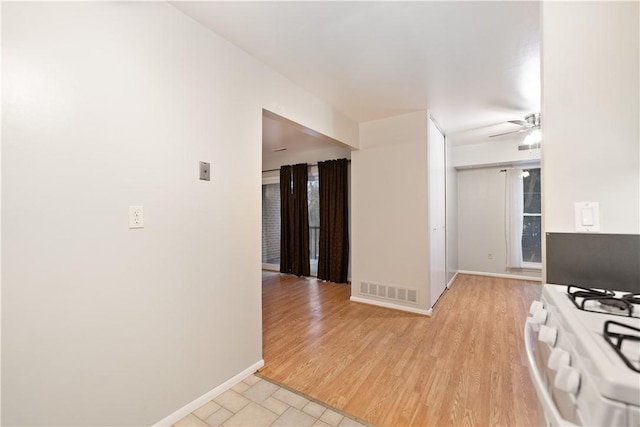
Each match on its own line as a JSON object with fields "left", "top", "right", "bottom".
{"left": 262, "top": 159, "right": 351, "bottom": 174}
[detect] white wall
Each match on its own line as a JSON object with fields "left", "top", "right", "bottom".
{"left": 542, "top": 1, "right": 640, "bottom": 235}
{"left": 351, "top": 111, "right": 430, "bottom": 312}
{"left": 457, "top": 166, "right": 541, "bottom": 279}
{"left": 1, "top": 2, "right": 358, "bottom": 426}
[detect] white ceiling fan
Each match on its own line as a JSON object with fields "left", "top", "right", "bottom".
{"left": 489, "top": 113, "right": 541, "bottom": 138}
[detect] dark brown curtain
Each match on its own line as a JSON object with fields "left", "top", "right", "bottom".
{"left": 317, "top": 159, "right": 349, "bottom": 283}
{"left": 280, "top": 163, "right": 310, "bottom": 276}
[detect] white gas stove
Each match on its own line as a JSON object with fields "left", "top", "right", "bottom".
{"left": 525, "top": 284, "right": 640, "bottom": 427}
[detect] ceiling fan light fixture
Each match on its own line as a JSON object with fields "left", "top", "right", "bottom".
{"left": 524, "top": 128, "right": 542, "bottom": 145}
{"left": 489, "top": 112, "right": 541, "bottom": 138}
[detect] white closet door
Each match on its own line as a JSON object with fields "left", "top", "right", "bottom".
{"left": 428, "top": 117, "right": 447, "bottom": 308}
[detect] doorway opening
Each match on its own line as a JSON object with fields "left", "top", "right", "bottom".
{"left": 261, "top": 109, "right": 351, "bottom": 277}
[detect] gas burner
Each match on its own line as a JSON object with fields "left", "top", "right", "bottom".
{"left": 603, "top": 321, "right": 640, "bottom": 373}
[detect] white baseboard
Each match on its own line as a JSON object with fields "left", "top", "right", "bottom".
{"left": 350, "top": 296, "right": 433, "bottom": 316}
{"left": 446, "top": 271, "right": 459, "bottom": 289}
{"left": 153, "top": 359, "right": 265, "bottom": 427}
{"left": 457, "top": 270, "right": 543, "bottom": 282}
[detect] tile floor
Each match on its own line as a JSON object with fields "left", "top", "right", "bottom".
{"left": 173, "top": 374, "right": 370, "bottom": 427}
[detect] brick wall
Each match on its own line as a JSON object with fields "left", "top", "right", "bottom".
{"left": 262, "top": 184, "right": 281, "bottom": 263}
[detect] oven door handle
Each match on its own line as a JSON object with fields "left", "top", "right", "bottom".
{"left": 524, "top": 319, "right": 578, "bottom": 427}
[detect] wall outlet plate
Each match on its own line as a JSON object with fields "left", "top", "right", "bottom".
{"left": 199, "top": 161, "right": 210, "bottom": 181}
{"left": 129, "top": 206, "right": 144, "bottom": 229}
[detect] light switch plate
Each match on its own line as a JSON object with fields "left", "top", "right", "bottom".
{"left": 199, "top": 161, "right": 210, "bottom": 181}
{"left": 574, "top": 202, "right": 599, "bottom": 232}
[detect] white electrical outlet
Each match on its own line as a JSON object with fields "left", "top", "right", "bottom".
{"left": 129, "top": 206, "right": 144, "bottom": 229}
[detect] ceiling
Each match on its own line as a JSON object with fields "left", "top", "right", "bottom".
{"left": 171, "top": 1, "right": 541, "bottom": 149}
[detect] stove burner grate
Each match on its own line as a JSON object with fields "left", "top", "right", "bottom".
{"left": 623, "top": 293, "right": 640, "bottom": 305}
{"left": 599, "top": 298, "right": 634, "bottom": 315}
{"left": 568, "top": 285, "right": 615, "bottom": 300}
{"left": 603, "top": 321, "right": 640, "bottom": 374}
{"left": 567, "top": 285, "right": 635, "bottom": 317}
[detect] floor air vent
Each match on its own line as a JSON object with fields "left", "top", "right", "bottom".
{"left": 360, "top": 282, "right": 368, "bottom": 294}
{"left": 360, "top": 281, "right": 418, "bottom": 305}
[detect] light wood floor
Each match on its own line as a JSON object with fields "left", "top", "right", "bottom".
{"left": 260, "top": 272, "right": 544, "bottom": 427}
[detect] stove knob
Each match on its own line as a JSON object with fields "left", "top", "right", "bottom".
{"left": 538, "top": 325, "right": 558, "bottom": 346}
{"left": 555, "top": 366, "right": 581, "bottom": 395}
{"left": 532, "top": 307, "right": 548, "bottom": 325}
{"left": 529, "top": 300, "right": 543, "bottom": 315}
{"left": 548, "top": 348, "right": 571, "bottom": 371}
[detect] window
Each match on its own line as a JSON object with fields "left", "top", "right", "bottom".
{"left": 307, "top": 173, "right": 320, "bottom": 266}
{"left": 522, "top": 168, "right": 541, "bottom": 264}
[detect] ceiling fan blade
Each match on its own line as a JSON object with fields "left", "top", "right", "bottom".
{"left": 507, "top": 120, "right": 533, "bottom": 127}
{"left": 489, "top": 129, "right": 528, "bottom": 138}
